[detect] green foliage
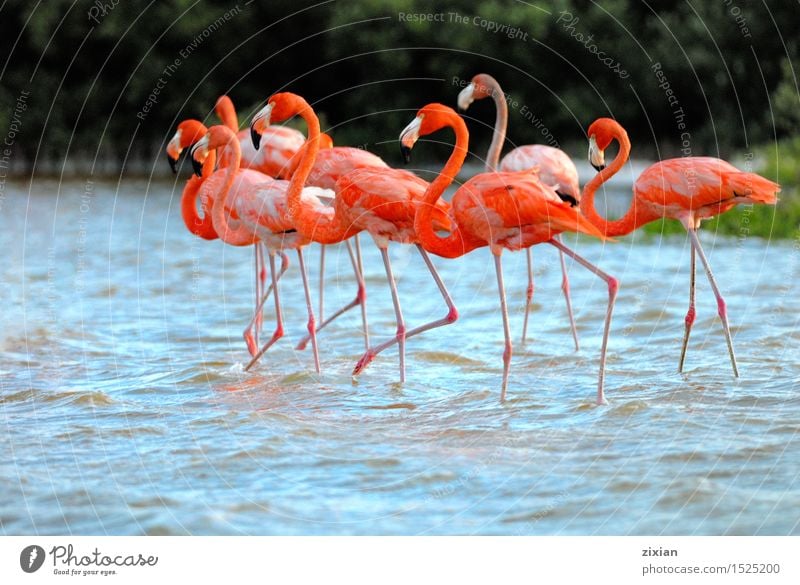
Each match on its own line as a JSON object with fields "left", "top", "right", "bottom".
{"left": 0, "top": 0, "right": 798, "bottom": 178}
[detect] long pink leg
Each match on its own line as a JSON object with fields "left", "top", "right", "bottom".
{"left": 521, "top": 248, "right": 535, "bottom": 344}
{"left": 352, "top": 246, "right": 406, "bottom": 382}
{"left": 521, "top": 237, "right": 579, "bottom": 350}
{"left": 254, "top": 245, "right": 262, "bottom": 347}
{"left": 549, "top": 238, "right": 618, "bottom": 405}
{"left": 678, "top": 244, "right": 696, "bottom": 372}
{"left": 354, "top": 234, "right": 370, "bottom": 350}
{"left": 244, "top": 252, "right": 285, "bottom": 372}
{"left": 493, "top": 252, "right": 513, "bottom": 401}
{"left": 353, "top": 244, "right": 458, "bottom": 376}
{"left": 686, "top": 228, "right": 739, "bottom": 376}
{"left": 295, "top": 238, "right": 369, "bottom": 350}
{"left": 318, "top": 244, "right": 326, "bottom": 322}
{"left": 244, "top": 252, "right": 289, "bottom": 357}
{"left": 296, "top": 248, "right": 321, "bottom": 373}
{"left": 555, "top": 235, "right": 580, "bottom": 351}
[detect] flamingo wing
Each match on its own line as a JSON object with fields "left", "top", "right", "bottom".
{"left": 238, "top": 126, "right": 305, "bottom": 177}
{"left": 500, "top": 144, "right": 581, "bottom": 201}
{"left": 635, "top": 157, "right": 780, "bottom": 216}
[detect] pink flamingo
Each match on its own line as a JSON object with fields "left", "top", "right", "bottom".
{"left": 167, "top": 117, "right": 287, "bottom": 352}
{"left": 405, "top": 104, "right": 618, "bottom": 404}
{"left": 582, "top": 118, "right": 780, "bottom": 374}
{"left": 190, "top": 125, "right": 325, "bottom": 372}
{"left": 457, "top": 73, "right": 579, "bottom": 348}
{"left": 251, "top": 92, "right": 457, "bottom": 382}
{"left": 255, "top": 129, "right": 393, "bottom": 352}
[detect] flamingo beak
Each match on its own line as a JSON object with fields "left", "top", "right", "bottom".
{"left": 589, "top": 136, "right": 606, "bottom": 171}
{"left": 189, "top": 134, "right": 210, "bottom": 178}
{"left": 457, "top": 82, "right": 476, "bottom": 111}
{"left": 250, "top": 102, "right": 274, "bottom": 150}
{"left": 166, "top": 131, "right": 182, "bottom": 173}
{"left": 399, "top": 115, "right": 423, "bottom": 164}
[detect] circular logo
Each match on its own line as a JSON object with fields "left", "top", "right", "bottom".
{"left": 20, "top": 545, "right": 45, "bottom": 573}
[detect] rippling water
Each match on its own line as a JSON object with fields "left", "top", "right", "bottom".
{"left": 2, "top": 179, "right": 799, "bottom": 535}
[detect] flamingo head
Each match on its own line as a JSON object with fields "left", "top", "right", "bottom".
{"left": 189, "top": 125, "right": 231, "bottom": 177}
{"left": 400, "top": 103, "right": 458, "bottom": 163}
{"left": 457, "top": 73, "right": 497, "bottom": 111}
{"left": 250, "top": 92, "right": 309, "bottom": 150}
{"left": 167, "top": 119, "right": 207, "bottom": 173}
{"left": 587, "top": 118, "right": 625, "bottom": 171}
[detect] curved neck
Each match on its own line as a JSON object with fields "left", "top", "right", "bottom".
{"left": 580, "top": 128, "right": 648, "bottom": 236}
{"left": 215, "top": 96, "right": 239, "bottom": 132}
{"left": 287, "top": 100, "right": 349, "bottom": 244}
{"left": 212, "top": 134, "right": 257, "bottom": 245}
{"left": 415, "top": 114, "right": 484, "bottom": 259}
{"left": 484, "top": 77, "right": 507, "bottom": 172}
{"left": 181, "top": 150, "right": 218, "bottom": 239}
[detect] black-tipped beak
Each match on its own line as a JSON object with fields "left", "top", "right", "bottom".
{"left": 250, "top": 126, "right": 261, "bottom": 150}
{"left": 400, "top": 145, "right": 412, "bottom": 165}
{"left": 190, "top": 151, "right": 203, "bottom": 177}
{"left": 592, "top": 163, "right": 605, "bottom": 172}
{"left": 167, "top": 154, "right": 178, "bottom": 174}
{"left": 556, "top": 192, "right": 579, "bottom": 207}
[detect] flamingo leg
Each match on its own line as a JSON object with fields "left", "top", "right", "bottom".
{"left": 352, "top": 245, "right": 458, "bottom": 376}
{"left": 244, "top": 252, "right": 285, "bottom": 372}
{"left": 318, "top": 244, "right": 326, "bottom": 322}
{"left": 295, "top": 238, "right": 368, "bottom": 350}
{"left": 243, "top": 252, "right": 289, "bottom": 356}
{"left": 355, "top": 234, "right": 370, "bottom": 350}
{"left": 549, "top": 238, "right": 618, "bottom": 405}
{"left": 254, "top": 245, "right": 262, "bottom": 346}
{"left": 352, "top": 246, "right": 406, "bottom": 382}
{"left": 521, "top": 248, "right": 535, "bottom": 344}
{"left": 678, "top": 244, "right": 696, "bottom": 372}
{"left": 555, "top": 235, "right": 580, "bottom": 351}
{"left": 686, "top": 228, "right": 739, "bottom": 377}
{"left": 494, "top": 253, "right": 512, "bottom": 402}
{"left": 297, "top": 248, "right": 321, "bottom": 374}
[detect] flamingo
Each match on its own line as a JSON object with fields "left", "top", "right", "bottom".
{"left": 190, "top": 125, "right": 325, "bottom": 372}
{"left": 581, "top": 118, "right": 780, "bottom": 374}
{"left": 250, "top": 92, "right": 456, "bottom": 382}
{"left": 254, "top": 129, "right": 393, "bottom": 353}
{"left": 216, "top": 95, "right": 305, "bottom": 177}
{"left": 167, "top": 117, "right": 287, "bottom": 352}
{"left": 457, "top": 73, "right": 579, "bottom": 348}
{"left": 405, "top": 103, "right": 618, "bottom": 404}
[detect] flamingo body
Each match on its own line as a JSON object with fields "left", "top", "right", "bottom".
{"left": 500, "top": 145, "right": 581, "bottom": 202}
{"left": 451, "top": 171, "right": 602, "bottom": 253}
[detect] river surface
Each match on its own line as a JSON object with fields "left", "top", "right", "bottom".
{"left": 1, "top": 178, "right": 799, "bottom": 535}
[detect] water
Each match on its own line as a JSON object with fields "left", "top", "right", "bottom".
{"left": 1, "top": 178, "right": 799, "bottom": 535}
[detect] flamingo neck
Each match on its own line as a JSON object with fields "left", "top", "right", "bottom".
{"left": 415, "top": 114, "right": 484, "bottom": 259}
{"left": 212, "top": 134, "right": 257, "bottom": 245}
{"left": 485, "top": 77, "right": 508, "bottom": 172}
{"left": 180, "top": 150, "right": 218, "bottom": 239}
{"left": 287, "top": 100, "right": 349, "bottom": 244}
{"left": 215, "top": 96, "right": 239, "bottom": 132}
{"left": 580, "top": 128, "right": 647, "bottom": 237}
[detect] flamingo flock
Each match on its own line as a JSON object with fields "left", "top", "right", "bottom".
{"left": 166, "top": 76, "right": 780, "bottom": 405}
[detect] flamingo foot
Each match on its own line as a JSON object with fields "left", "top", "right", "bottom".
{"left": 352, "top": 349, "right": 377, "bottom": 377}
{"left": 244, "top": 330, "right": 258, "bottom": 357}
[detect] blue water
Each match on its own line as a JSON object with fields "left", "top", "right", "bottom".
{"left": 1, "top": 179, "right": 799, "bottom": 535}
